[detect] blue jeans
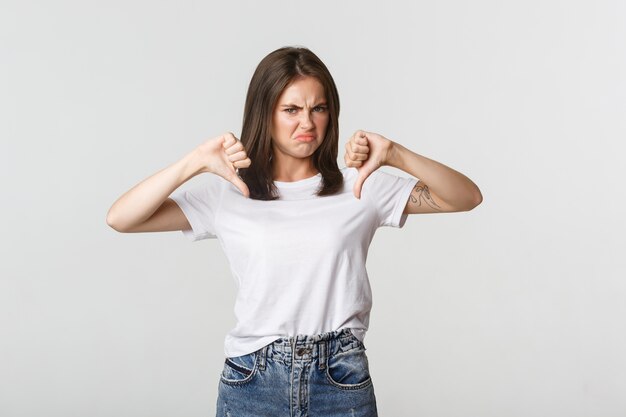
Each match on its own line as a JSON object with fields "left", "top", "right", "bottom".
{"left": 216, "top": 328, "right": 378, "bottom": 417}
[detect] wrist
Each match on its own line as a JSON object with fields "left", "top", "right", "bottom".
{"left": 384, "top": 141, "right": 405, "bottom": 169}
{"left": 177, "top": 149, "right": 205, "bottom": 181}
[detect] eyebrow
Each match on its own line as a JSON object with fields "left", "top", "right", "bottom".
{"left": 280, "top": 102, "right": 328, "bottom": 108}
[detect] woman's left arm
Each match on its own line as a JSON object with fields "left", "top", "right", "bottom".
{"left": 386, "top": 141, "right": 483, "bottom": 214}
{"left": 345, "top": 130, "right": 483, "bottom": 214}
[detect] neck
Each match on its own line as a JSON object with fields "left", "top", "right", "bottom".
{"left": 272, "top": 160, "right": 318, "bottom": 182}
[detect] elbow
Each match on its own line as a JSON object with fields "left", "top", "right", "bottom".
{"left": 457, "top": 189, "right": 483, "bottom": 212}
{"left": 106, "top": 217, "right": 121, "bottom": 232}
{"left": 106, "top": 210, "right": 126, "bottom": 233}
{"left": 468, "top": 189, "right": 483, "bottom": 211}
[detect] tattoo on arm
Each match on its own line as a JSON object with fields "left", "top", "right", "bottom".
{"left": 408, "top": 182, "right": 442, "bottom": 210}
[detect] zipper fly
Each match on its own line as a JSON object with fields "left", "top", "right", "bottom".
{"left": 290, "top": 337, "right": 295, "bottom": 414}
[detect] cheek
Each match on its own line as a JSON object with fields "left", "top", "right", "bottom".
{"left": 276, "top": 115, "right": 298, "bottom": 132}
{"left": 315, "top": 114, "right": 330, "bottom": 130}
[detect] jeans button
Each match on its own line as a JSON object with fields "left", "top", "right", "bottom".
{"left": 297, "top": 347, "right": 310, "bottom": 356}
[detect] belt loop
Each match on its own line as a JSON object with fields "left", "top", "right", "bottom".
{"left": 258, "top": 344, "right": 267, "bottom": 370}
{"left": 319, "top": 339, "right": 327, "bottom": 370}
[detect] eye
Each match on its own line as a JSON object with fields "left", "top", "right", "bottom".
{"left": 314, "top": 106, "right": 327, "bottom": 112}
{"left": 284, "top": 108, "right": 298, "bottom": 114}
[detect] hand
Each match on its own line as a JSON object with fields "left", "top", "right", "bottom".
{"left": 343, "top": 130, "right": 394, "bottom": 199}
{"left": 195, "top": 132, "right": 251, "bottom": 197}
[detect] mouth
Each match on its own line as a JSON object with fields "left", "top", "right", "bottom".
{"left": 295, "top": 135, "right": 315, "bottom": 142}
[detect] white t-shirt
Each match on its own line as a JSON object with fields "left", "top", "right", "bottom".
{"left": 170, "top": 166, "right": 417, "bottom": 357}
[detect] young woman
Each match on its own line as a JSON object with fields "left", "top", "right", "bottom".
{"left": 107, "top": 46, "right": 482, "bottom": 417}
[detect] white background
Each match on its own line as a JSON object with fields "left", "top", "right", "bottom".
{"left": 1, "top": 1, "right": 625, "bottom": 416}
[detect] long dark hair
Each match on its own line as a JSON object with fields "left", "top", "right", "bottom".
{"left": 238, "top": 46, "right": 343, "bottom": 200}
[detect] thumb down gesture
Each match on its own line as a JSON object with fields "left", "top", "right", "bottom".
{"left": 343, "top": 130, "right": 394, "bottom": 199}
{"left": 195, "top": 132, "right": 251, "bottom": 198}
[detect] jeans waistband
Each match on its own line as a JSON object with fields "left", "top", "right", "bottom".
{"left": 257, "top": 328, "right": 362, "bottom": 371}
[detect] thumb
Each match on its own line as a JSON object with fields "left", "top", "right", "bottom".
{"left": 230, "top": 172, "right": 250, "bottom": 198}
{"left": 353, "top": 168, "right": 372, "bottom": 200}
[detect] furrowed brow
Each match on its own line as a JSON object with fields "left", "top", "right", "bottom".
{"left": 280, "top": 102, "right": 328, "bottom": 108}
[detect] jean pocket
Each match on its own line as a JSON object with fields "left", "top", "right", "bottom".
{"left": 325, "top": 347, "right": 373, "bottom": 390}
{"left": 220, "top": 351, "right": 258, "bottom": 386}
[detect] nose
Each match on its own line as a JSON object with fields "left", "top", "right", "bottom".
{"left": 299, "top": 110, "right": 314, "bottom": 129}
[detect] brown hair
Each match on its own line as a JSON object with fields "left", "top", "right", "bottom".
{"left": 238, "top": 46, "right": 343, "bottom": 200}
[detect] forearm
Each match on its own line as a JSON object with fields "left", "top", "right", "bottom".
{"left": 386, "top": 142, "right": 482, "bottom": 210}
{"left": 106, "top": 150, "right": 204, "bottom": 231}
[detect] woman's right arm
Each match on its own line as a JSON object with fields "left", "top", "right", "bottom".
{"left": 106, "top": 133, "right": 251, "bottom": 233}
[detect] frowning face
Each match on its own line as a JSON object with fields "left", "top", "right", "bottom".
{"left": 270, "top": 76, "right": 329, "bottom": 165}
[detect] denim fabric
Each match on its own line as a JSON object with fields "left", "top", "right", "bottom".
{"left": 216, "top": 328, "right": 378, "bottom": 417}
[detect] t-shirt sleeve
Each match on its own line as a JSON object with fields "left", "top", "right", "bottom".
{"left": 361, "top": 169, "right": 418, "bottom": 228}
{"left": 169, "top": 174, "right": 222, "bottom": 241}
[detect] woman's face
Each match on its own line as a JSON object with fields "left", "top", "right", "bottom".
{"left": 270, "top": 76, "right": 329, "bottom": 163}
